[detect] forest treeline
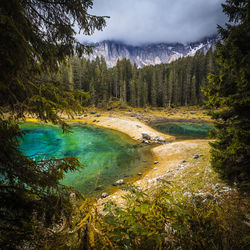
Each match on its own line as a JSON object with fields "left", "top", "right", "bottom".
{"left": 44, "top": 49, "right": 217, "bottom": 108}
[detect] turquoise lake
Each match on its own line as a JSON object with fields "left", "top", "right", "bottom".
{"left": 20, "top": 122, "right": 152, "bottom": 197}
{"left": 152, "top": 122, "right": 212, "bottom": 139}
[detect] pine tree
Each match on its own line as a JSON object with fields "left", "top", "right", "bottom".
{"left": 151, "top": 71, "right": 157, "bottom": 106}
{"left": 191, "top": 75, "right": 197, "bottom": 105}
{"left": 205, "top": 0, "right": 250, "bottom": 191}
{"left": 167, "top": 68, "right": 174, "bottom": 107}
{"left": 0, "top": 0, "right": 106, "bottom": 247}
{"left": 142, "top": 80, "right": 149, "bottom": 107}
{"left": 136, "top": 71, "right": 143, "bottom": 107}
{"left": 89, "top": 78, "right": 96, "bottom": 106}
{"left": 120, "top": 80, "right": 127, "bottom": 107}
{"left": 162, "top": 74, "right": 168, "bottom": 107}
{"left": 72, "top": 57, "right": 83, "bottom": 91}
{"left": 100, "top": 57, "right": 108, "bottom": 103}
{"left": 130, "top": 65, "right": 137, "bottom": 107}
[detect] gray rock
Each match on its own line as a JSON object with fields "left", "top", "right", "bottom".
{"left": 137, "top": 173, "right": 142, "bottom": 176}
{"left": 90, "top": 111, "right": 96, "bottom": 114}
{"left": 101, "top": 193, "right": 109, "bottom": 199}
{"left": 69, "top": 192, "right": 76, "bottom": 200}
{"left": 190, "top": 111, "right": 196, "bottom": 114}
{"left": 214, "top": 183, "right": 220, "bottom": 189}
{"left": 93, "top": 119, "right": 96, "bottom": 122}
{"left": 136, "top": 125, "right": 142, "bottom": 128}
{"left": 179, "top": 164, "right": 186, "bottom": 170}
{"left": 154, "top": 161, "right": 159, "bottom": 164}
{"left": 193, "top": 154, "right": 199, "bottom": 159}
{"left": 84, "top": 114, "right": 88, "bottom": 117}
{"left": 142, "top": 133, "right": 151, "bottom": 140}
{"left": 96, "top": 114, "right": 101, "bottom": 117}
{"left": 182, "top": 160, "right": 187, "bottom": 163}
{"left": 142, "top": 140, "right": 149, "bottom": 144}
{"left": 154, "top": 136, "right": 166, "bottom": 143}
{"left": 114, "top": 179, "right": 125, "bottom": 186}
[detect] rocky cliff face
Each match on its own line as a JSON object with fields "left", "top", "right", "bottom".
{"left": 85, "top": 36, "right": 217, "bottom": 68}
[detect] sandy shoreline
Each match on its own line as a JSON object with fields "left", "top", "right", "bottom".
{"left": 74, "top": 115, "right": 175, "bottom": 142}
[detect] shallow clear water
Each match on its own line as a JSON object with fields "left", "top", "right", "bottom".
{"left": 152, "top": 122, "right": 212, "bottom": 140}
{"left": 20, "top": 122, "right": 152, "bottom": 197}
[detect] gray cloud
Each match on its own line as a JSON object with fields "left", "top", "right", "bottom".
{"left": 77, "top": 0, "right": 226, "bottom": 45}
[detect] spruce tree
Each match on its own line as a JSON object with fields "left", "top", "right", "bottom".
{"left": 205, "top": 0, "right": 250, "bottom": 191}
{"left": 151, "top": 71, "right": 158, "bottom": 106}
{"left": 0, "top": 0, "right": 106, "bottom": 247}
{"left": 130, "top": 66, "right": 137, "bottom": 107}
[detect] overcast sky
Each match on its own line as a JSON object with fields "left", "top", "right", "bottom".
{"left": 78, "top": 0, "right": 226, "bottom": 45}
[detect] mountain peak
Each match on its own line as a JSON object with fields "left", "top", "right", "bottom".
{"left": 85, "top": 35, "right": 218, "bottom": 67}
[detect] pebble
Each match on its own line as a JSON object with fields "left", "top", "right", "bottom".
{"left": 101, "top": 193, "right": 109, "bottom": 199}
{"left": 154, "top": 161, "right": 159, "bottom": 164}
{"left": 179, "top": 164, "right": 186, "bottom": 169}
{"left": 113, "top": 179, "right": 125, "bottom": 186}
{"left": 193, "top": 154, "right": 199, "bottom": 159}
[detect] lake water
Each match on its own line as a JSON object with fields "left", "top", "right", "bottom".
{"left": 152, "top": 122, "right": 212, "bottom": 140}
{"left": 20, "top": 122, "right": 152, "bottom": 197}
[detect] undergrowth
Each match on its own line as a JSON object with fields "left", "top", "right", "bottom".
{"left": 100, "top": 184, "right": 250, "bottom": 250}
{"left": 46, "top": 184, "right": 249, "bottom": 249}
